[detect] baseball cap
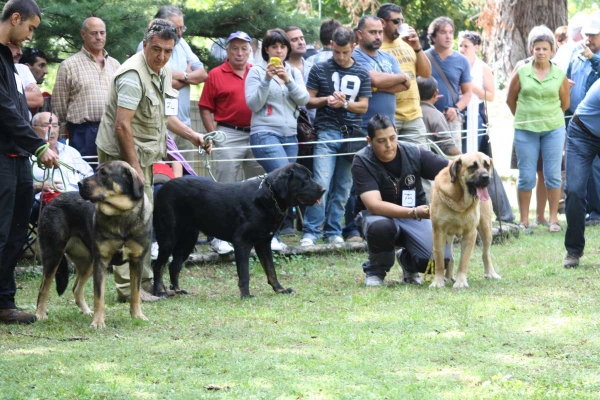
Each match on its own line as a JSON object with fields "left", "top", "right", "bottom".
{"left": 583, "top": 16, "right": 600, "bottom": 35}
{"left": 227, "top": 31, "right": 252, "bottom": 43}
{"left": 569, "top": 12, "right": 588, "bottom": 37}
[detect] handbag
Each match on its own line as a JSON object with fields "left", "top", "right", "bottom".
{"left": 322, "top": 63, "right": 366, "bottom": 162}
{"left": 296, "top": 107, "right": 317, "bottom": 156}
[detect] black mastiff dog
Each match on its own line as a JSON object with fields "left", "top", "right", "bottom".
{"left": 153, "top": 163, "right": 325, "bottom": 298}
{"left": 35, "top": 161, "right": 152, "bottom": 328}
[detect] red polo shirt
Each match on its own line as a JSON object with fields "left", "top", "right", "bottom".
{"left": 198, "top": 60, "right": 252, "bottom": 127}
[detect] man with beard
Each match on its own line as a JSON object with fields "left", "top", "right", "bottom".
{"left": 342, "top": 15, "right": 409, "bottom": 242}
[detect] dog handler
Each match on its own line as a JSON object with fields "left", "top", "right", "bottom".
{"left": 352, "top": 114, "right": 449, "bottom": 286}
{"left": 0, "top": 0, "right": 59, "bottom": 324}
{"left": 96, "top": 19, "right": 210, "bottom": 302}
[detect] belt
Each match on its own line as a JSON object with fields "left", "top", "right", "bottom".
{"left": 573, "top": 115, "right": 595, "bottom": 137}
{"left": 218, "top": 122, "right": 250, "bottom": 133}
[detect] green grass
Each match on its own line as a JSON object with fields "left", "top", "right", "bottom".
{"left": 2, "top": 224, "right": 600, "bottom": 399}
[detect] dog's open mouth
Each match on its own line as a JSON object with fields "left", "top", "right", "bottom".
{"left": 298, "top": 197, "right": 322, "bottom": 205}
{"left": 476, "top": 187, "right": 490, "bottom": 202}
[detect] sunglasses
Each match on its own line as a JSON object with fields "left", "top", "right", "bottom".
{"left": 148, "top": 25, "right": 178, "bottom": 34}
{"left": 384, "top": 17, "right": 404, "bottom": 25}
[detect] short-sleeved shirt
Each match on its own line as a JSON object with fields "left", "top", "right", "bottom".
{"left": 353, "top": 146, "right": 448, "bottom": 196}
{"left": 198, "top": 60, "right": 252, "bottom": 127}
{"left": 137, "top": 38, "right": 204, "bottom": 126}
{"left": 115, "top": 70, "right": 148, "bottom": 110}
{"left": 306, "top": 58, "right": 371, "bottom": 130}
{"left": 380, "top": 38, "right": 422, "bottom": 121}
{"left": 426, "top": 49, "right": 472, "bottom": 112}
{"left": 352, "top": 47, "right": 401, "bottom": 128}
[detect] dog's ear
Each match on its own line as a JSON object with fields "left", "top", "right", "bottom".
{"left": 450, "top": 157, "right": 462, "bottom": 183}
{"left": 128, "top": 167, "right": 145, "bottom": 200}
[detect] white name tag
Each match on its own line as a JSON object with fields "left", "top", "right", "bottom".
{"left": 402, "top": 190, "right": 416, "bottom": 207}
{"left": 14, "top": 73, "right": 23, "bottom": 94}
{"left": 165, "top": 98, "right": 178, "bottom": 116}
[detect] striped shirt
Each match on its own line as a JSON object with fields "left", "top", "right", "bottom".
{"left": 52, "top": 47, "right": 120, "bottom": 125}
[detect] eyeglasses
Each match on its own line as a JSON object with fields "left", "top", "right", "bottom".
{"left": 384, "top": 18, "right": 404, "bottom": 25}
{"left": 148, "top": 25, "right": 178, "bottom": 34}
{"left": 176, "top": 25, "right": 187, "bottom": 33}
{"left": 34, "top": 123, "right": 59, "bottom": 129}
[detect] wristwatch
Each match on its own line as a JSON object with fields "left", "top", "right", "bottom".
{"left": 184, "top": 72, "right": 189, "bottom": 81}
{"left": 343, "top": 100, "right": 349, "bottom": 109}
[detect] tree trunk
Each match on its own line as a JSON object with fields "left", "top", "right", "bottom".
{"left": 480, "top": 0, "right": 568, "bottom": 88}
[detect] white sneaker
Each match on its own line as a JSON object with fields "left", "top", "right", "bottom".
{"left": 300, "top": 238, "right": 315, "bottom": 246}
{"left": 210, "top": 239, "right": 234, "bottom": 255}
{"left": 271, "top": 237, "right": 288, "bottom": 252}
{"left": 325, "top": 235, "right": 344, "bottom": 244}
{"left": 150, "top": 242, "right": 159, "bottom": 260}
{"left": 365, "top": 275, "right": 384, "bottom": 286}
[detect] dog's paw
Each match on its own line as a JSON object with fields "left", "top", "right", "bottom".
{"left": 484, "top": 271, "right": 501, "bottom": 280}
{"left": 80, "top": 309, "right": 93, "bottom": 317}
{"left": 35, "top": 312, "right": 48, "bottom": 320}
{"left": 240, "top": 293, "right": 255, "bottom": 299}
{"left": 452, "top": 279, "right": 469, "bottom": 289}
{"left": 429, "top": 277, "right": 446, "bottom": 288}
{"left": 175, "top": 289, "right": 188, "bottom": 295}
{"left": 280, "top": 288, "right": 295, "bottom": 294}
{"left": 90, "top": 319, "right": 106, "bottom": 329}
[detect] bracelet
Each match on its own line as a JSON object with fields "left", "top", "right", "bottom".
{"left": 414, "top": 48, "right": 422, "bottom": 53}
{"left": 412, "top": 207, "right": 421, "bottom": 221}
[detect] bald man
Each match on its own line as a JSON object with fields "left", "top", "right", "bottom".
{"left": 52, "top": 17, "right": 120, "bottom": 168}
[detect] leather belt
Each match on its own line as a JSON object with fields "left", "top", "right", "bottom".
{"left": 573, "top": 115, "right": 595, "bottom": 137}
{"left": 218, "top": 122, "right": 250, "bottom": 133}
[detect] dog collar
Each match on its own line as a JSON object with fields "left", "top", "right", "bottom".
{"left": 259, "top": 174, "right": 285, "bottom": 216}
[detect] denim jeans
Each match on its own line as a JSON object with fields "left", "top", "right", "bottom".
{"left": 564, "top": 121, "right": 600, "bottom": 256}
{"left": 250, "top": 131, "right": 298, "bottom": 173}
{"left": 342, "top": 185, "right": 359, "bottom": 239}
{"left": 302, "top": 128, "right": 353, "bottom": 240}
{"left": 586, "top": 157, "right": 600, "bottom": 218}
{"left": 514, "top": 127, "right": 565, "bottom": 190}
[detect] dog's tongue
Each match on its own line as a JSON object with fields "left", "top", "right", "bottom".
{"left": 477, "top": 187, "right": 490, "bottom": 202}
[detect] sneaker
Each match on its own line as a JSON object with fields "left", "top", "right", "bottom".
{"left": 325, "top": 235, "right": 344, "bottom": 244}
{"left": 345, "top": 234, "right": 364, "bottom": 243}
{"left": 150, "top": 242, "right": 159, "bottom": 260}
{"left": 300, "top": 237, "right": 315, "bottom": 246}
{"left": 396, "top": 249, "right": 422, "bottom": 285}
{"left": 0, "top": 309, "right": 37, "bottom": 324}
{"left": 210, "top": 239, "right": 234, "bottom": 255}
{"left": 563, "top": 253, "right": 580, "bottom": 268}
{"left": 364, "top": 275, "right": 384, "bottom": 286}
{"left": 271, "top": 237, "right": 288, "bottom": 252}
{"left": 280, "top": 227, "right": 296, "bottom": 236}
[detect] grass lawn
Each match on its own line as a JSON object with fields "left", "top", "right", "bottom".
{"left": 2, "top": 223, "right": 600, "bottom": 399}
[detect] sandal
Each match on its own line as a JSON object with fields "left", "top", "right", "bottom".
{"left": 531, "top": 220, "right": 550, "bottom": 228}
{"left": 518, "top": 223, "right": 533, "bottom": 235}
{"left": 549, "top": 222, "right": 561, "bottom": 233}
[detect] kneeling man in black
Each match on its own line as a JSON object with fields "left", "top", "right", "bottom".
{"left": 352, "top": 114, "right": 450, "bottom": 286}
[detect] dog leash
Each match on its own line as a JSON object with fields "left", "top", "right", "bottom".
{"left": 198, "top": 130, "right": 227, "bottom": 182}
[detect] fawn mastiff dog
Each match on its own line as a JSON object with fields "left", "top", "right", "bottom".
{"left": 429, "top": 152, "right": 501, "bottom": 289}
{"left": 152, "top": 163, "right": 325, "bottom": 298}
{"left": 35, "top": 161, "right": 152, "bottom": 328}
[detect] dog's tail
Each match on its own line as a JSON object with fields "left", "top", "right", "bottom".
{"left": 55, "top": 257, "right": 70, "bottom": 296}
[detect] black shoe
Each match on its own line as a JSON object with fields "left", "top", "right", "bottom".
{"left": 0, "top": 309, "right": 37, "bottom": 324}
{"left": 280, "top": 227, "right": 296, "bottom": 236}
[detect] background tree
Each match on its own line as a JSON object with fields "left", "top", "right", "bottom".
{"left": 479, "top": 0, "right": 568, "bottom": 87}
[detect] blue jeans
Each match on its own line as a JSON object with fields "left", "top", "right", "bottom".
{"left": 342, "top": 185, "right": 359, "bottom": 238}
{"left": 565, "top": 121, "right": 600, "bottom": 256}
{"left": 586, "top": 157, "right": 600, "bottom": 218}
{"left": 514, "top": 127, "right": 565, "bottom": 190}
{"left": 250, "top": 131, "right": 298, "bottom": 173}
{"left": 302, "top": 128, "right": 353, "bottom": 240}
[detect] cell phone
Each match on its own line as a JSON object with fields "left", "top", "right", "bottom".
{"left": 269, "top": 57, "right": 281, "bottom": 66}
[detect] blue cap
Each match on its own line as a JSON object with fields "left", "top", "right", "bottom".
{"left": 227, "top": 31, "right": 252, "bottom": 43}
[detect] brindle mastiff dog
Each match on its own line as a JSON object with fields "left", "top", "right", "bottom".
{"left": 429, "top": 152, "right": 501, "bottom": 289}
{"left": 35, "top": 161, "right": 152, "bottom": 328}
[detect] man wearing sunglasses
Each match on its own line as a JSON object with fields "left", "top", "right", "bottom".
{"left": 377, "top": 3, "right": 432, "bottom": 146}
{"left": 136, "top": 6, "right": 207, "bottom": 165}
{"left": 96, "top": 19, "right": 211, "bottom": 303}
{"left": 52, "top": 17, "right": 120, "bottom": 168}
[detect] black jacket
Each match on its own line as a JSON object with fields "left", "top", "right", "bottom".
{"left": 0, "top": 42, "right": 45, "bottom": 156}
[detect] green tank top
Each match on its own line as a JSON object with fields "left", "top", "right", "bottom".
{"left": 514, "top": 63, "right": 565, "bottom": 132}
